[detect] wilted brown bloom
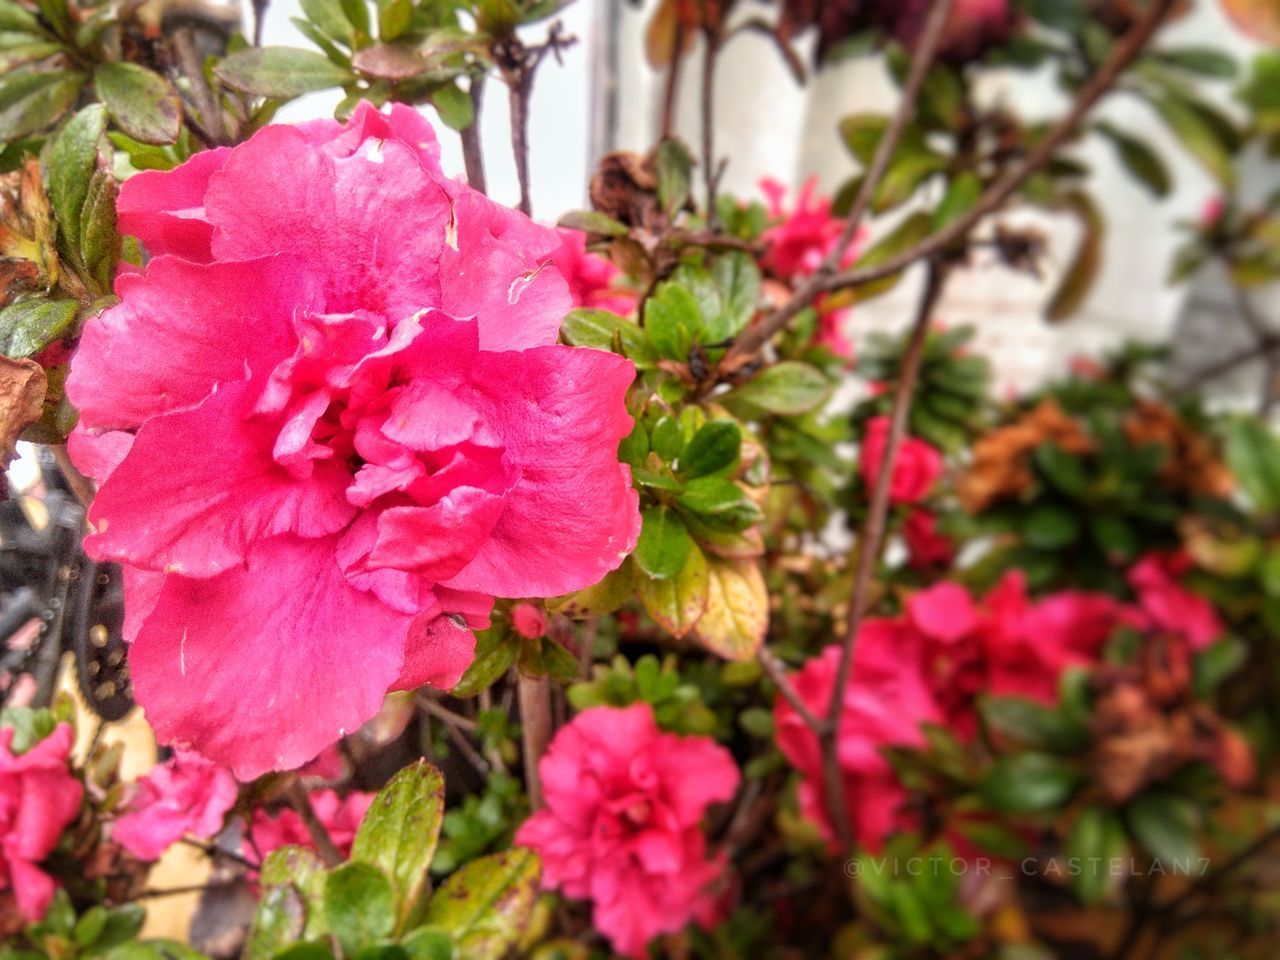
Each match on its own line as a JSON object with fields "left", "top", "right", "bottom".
{"left": 589, "top": 150, "right": 661, "bottom": 230}
{"left": 958, "top": 399, "right": 1093, "bottom": 512}
{"left": 1124, "top": 399, "right": 1234, "bottom": 498}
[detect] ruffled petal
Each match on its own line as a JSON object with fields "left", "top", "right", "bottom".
{"left": 127, "top": 535, "right": 410, "bottom": 779}
{"left": 443, "top": 345, "right": 639, "bottom": 598}
{"left": 115, "top": 147, "right": 231, "bottom": 261}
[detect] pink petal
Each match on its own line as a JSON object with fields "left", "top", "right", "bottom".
{"left": 87, "top": 381, "right": 356, "bottom": 577}
{"left": 444, "top": 345, "right": 640, "bottom": 598}
{"left": 906, "top": 582, "right": 978, "bottom": 644}
{"left": 116, "top": 147, "right": 231, "bottom": 261}
{"left": 127, "top": 535, "right": 411, "bottom": 779}
{"left": 393, "top": 609, "right": 479, "bottom": 691}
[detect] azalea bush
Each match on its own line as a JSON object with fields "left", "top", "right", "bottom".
{"left": 2, "top": 0, "right": 1280, "bottom": 957}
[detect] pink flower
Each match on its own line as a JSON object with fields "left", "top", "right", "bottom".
{"left": 760, "top": 177, "right": 859, "bottom": 280}
{"left": 1127, "top": 551, "right": 1223, "bottom": 651}
{"left": 245, "top": 789, "right": 373, "bottom": 866}
{"left": 515, "top": 704, "right": 739, "bottom": 958}
{"left": 859, "top": 416, "right": 944, "bottom": 504}
{"left": 0, "top": 723, "right": 83, "bottom": 921}
{"left": 67, "top": 103, "right": 641, "bottom": 779}
{"left": 550, "top": 227, "right": 636, "bottom": 317}
{"left": 903, "top": 509, "right": 955, "bottom": 571}
{"left": 511, "top": 602, "right": 547, "bottom": 639}
{"left": 1200, "top": 195, "right": 1225, "bottom": 227}
{"left": 112, "top": 750, "right": 237, "bottom": 861}
{"left": 774, "top": 637, "right": 942, "bottom": 849}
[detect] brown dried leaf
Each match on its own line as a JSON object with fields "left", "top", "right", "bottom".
{"left": 0, "top": 355, "right": 46, "bottom": 461}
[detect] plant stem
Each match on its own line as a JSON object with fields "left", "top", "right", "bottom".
{"left": 660, "top": 21, "right": 686, "bottom": 140}
{"left": 820, "top": 258, "right": 949, "bottom": 850}
{"left": 700, "top": 25, "right": 721, "bottom": 228}
{"left": 725, "top": 0, "right": 1176, "bottom": 364}
{"left": 462, "top": 74, "right": 488, "bottom": 195}
{"left": 722, "top": 0, "right": 955, "bottom": 368}
{"left": 173, "top": 27, "right": 226, "bottom": 145}
{"left": 518, "top": 673, "right": 552, "bottom": 808}
{"left": 285, "top": 781, "right": 343, "bottom": 867}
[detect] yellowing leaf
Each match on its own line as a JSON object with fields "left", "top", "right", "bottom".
{"left": 694, "top": 557, "right": 767, "bottom": 661}
{"left": 548, "top": 562, "right": 634, "bottom": 618}
{"left": 638, "top": 542, "right": 709, "bottom": 639}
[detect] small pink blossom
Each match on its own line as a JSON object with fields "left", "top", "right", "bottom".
{"left": 550, "top": 227, "right": 636, "bottom": 317}
{"left": 859, "top": 416, "right": 944, "bottom": 504}
{"left": 774, "top": 638, "right": 942, "bottom": 849}
{"left": 68, "top": 103, "right": 641, "bottom": 779}
{"left": 245, "top": 789, "right": 373, "bottom": 866}
{"left": 515, "top": 703, "right": 739, "bottom": 958}
{"left": 1127, "top": 551, "right": 1223, "bottom": 651}
{"left": 112, "top": 749, "right": 237, "bottom": 861}
{"left": 903, "top": 509, "right": 955, "bottom": 571}
{"left": 0, "top": 723, "right": 83, "bottom": 921}
{"left": 1200, "top": 194, "right": 1225, "bottom": 228}
{"left": 511, "top": 602, "right": 547, "bottom": 639}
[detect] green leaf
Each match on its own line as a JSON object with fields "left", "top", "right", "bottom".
{"left": 421, "top": 849, "right": 540, "bottom": 960}
{"left": 256, "top": 846, "right": 328, "bottom": 942}
{"left": 247, "top": 886, "right": 308, "bottom": 960}
{"left": 0, "top": 706, "right": 57, "bottom": 754}
{"left": 637, "top": 540, "right": 709, "bottom": 639}
{"left": 556, "top": 209, "right": 628, "bottom": 237}
{"left": 516, "top": 635, "right": 579, "bottom": 681}
{"left": 0, "top": 70, "right": 83, "bottom": 141}
{"left": 430, "top": 84, "right": 472, "bottom": 131}
{"left": 1156, "top": 47, "right": 1237, "bottom": 78}
{"left": 0, "top": 299, "right": 76, "bottom": 357}
{"left": 375, "top": 0, "right": 411, "bottom": 38}
{"left": 979, "top": 753, "right": 1080, "bottom": 813}
{"left": 644, "top": 281, "right": 703, "bottom": 361}
{"left": 1024, "top": 504, "right": 1081, "bottom": 550}
{"left": 838, "top": 211, "right": 932, "bottom": 304}
{"left": 1047, "top": 191, "right": 1103, "bottom": 321}
{"left": 78, "top": 168, "right": 118, "bottom": 291}
{"left": 839, "top": 113, "right": 889, "bottom": 165}
{"left": 655, "top": 137, "right": 692, "bottom": 216}
{"left": 633, "top": 505, "right": 692, "bottom": 580}
{"left": 677, "top": 477, "right": 761, "bottom": 531}
{"left": 693, "top": 557, "right": 768, "bottom": 661}
{"left": 559, "top": 308, "right": 652, "bottom": 367}
{"left": 350, "top": 761, "right": 445, "bottom": 931}
{"left": 1033, "top": 441, "right": 1087, "bottom": 497}
{"left": 1223, "top": 416, "right": 1280, "bottom": 514}
{"left": 215, "top": 47, "right": 353, "bottom": 98}
{"left": 299, "top": 0, "right": 355, "bottom": 45}
{"left": 1127, "top": 791, "right": 1200, "bottom": 865}
{"left": 707, "top": 251, "right": 760, "bottom": 341}
{"left": 979, "top": 695, "right": 1087, "bottom": 753}
{"left": 1095, "top": 122, "right": 1171, "bottom": 198}
{"left": 398, "top": 928, "right": 452, "bottom": 960}
{"left": 0, "top": 0, "right": 40, "bottom": 32}
{"left": 1067, "top": 806, "right": 1127, "bottom": 904}
{"left": 1153, "top": 90, "right": 1236, "bottom": 187}
{"left": 93, "top": 63, "right": 180, "bottom": 145}
{"left": 650, "top": 416, "right": 682, "bottom": 461}
{"left": 48, "top": 104, "right": 104, "bottom": 249}
{"left": 1089, "top": 513, "right": 1138, "bottom": 561}
{"left": 325, "top": 863, "right": 395, "bottom": 957}
{"left": 679, "top": 420, "right": 740, "bottom": 478}
{"left": 721, "top": 361, "right": 830, "bottom": 417}
{"left": 932, "top": 171, "right": 982, "bottom": 230}
{"left": 451, "top": 628, "right": 519, "bottom": 698}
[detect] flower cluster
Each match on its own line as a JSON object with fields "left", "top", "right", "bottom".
{"left": 516, "top": 703, "right": 739, "bottom": 958}
{"left": 67, "top": 104, "right": 641, "bottom": 778}
{"left": 112, "top": 750, "right": 237, "bottom": 861}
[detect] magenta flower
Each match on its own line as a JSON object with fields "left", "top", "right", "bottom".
{"left": 859, "top": 415, "right": 944, "bottom": 504}
{"left": 515, "top": 703, "right": 739, "bottom": 959}
{"left": 245, "top": 789, "right": 373, "bottom": 867}
{"left": 112, "top": 749, "right": 237, "bottom": 861}
{"left": 550, "top": 227, "right": 636, "bottom": 317}
{"left": 67, "top": 103, "right": 641, "bottom": 779}
{"left": 0, "top": 723, "right": 83, "bottom": 921}
{"left": 1127, "top": 551, "right": 1223, "bottom": 651}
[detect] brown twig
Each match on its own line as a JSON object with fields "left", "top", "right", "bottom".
{"left": 461, "top": 74, "right": 488, "bottom": 195}
{"left": 660, "top": 20, "right": 686, "bottom": 141}
{"left": 722, "top": 0, "right": 956, "bottom": 368}
{"left": 285, "top": 782, "right": 343, "bottom": 867}
{"left": 179, "top": 837, "right": 257, "bottom": 870}
{"left": 725, "top": 0, "right": 1176, "bottom": 365}
{"left": 51, "top": 444, "right": 94, "bottom": 511}
{"left": 700, "top": 26, "right": 721, "bottom": 228}
{"left": 496, "top": 24, "right": 574, "bottom": 216}
{"left": 821, "top": 259, "right": 949, "bottom": 849}
{"left": 757, "top": 646, "right": 822, "bottom": 732}
{"left": 518, "top": 673, "right": 552, "bottom": 809}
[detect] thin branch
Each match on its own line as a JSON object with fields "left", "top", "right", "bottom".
{"left": 660, "top": 20, "right": 687, "bottom": 140}
{"left": 820, "top": 259, "right": 949, "bottom": 849}
{"left": 179, "top": 837, "right": 257, "bottom": 870}
{"left": 726, "top": 0, "right": 1176, "bottom": 363}
{"left": 461, "top": 74, "right": 488, "bottom": 195}
{"left": 722, "top": 0, "right": 956, "bottom": 366}
{"left": 518, "top": 673, "right": 552, "bottom": 809}
{"left": 51, "top": 444, "right": 94, "bottom": 511}
{"left": 1177, "top": 338, "right": 1280, "bottom": 393}
{"left": 285, "top": 782, "right": 343, "bottom": 867}
{"left": 700, "top": 26, "right": 721, "bottom": 228}
{"left": 758, "top": 646, "right": 823, "bottom": 733}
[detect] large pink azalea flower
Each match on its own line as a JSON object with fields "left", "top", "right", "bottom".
{"left": 515, "top": 704, "right": 739, "bottom": 959}
{"left": 67, "top": 104, "right": 641, "bottom": 779}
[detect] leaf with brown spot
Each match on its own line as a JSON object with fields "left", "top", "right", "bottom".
{"left": 421, "top": 848, "right": 540, "bottom": 960}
